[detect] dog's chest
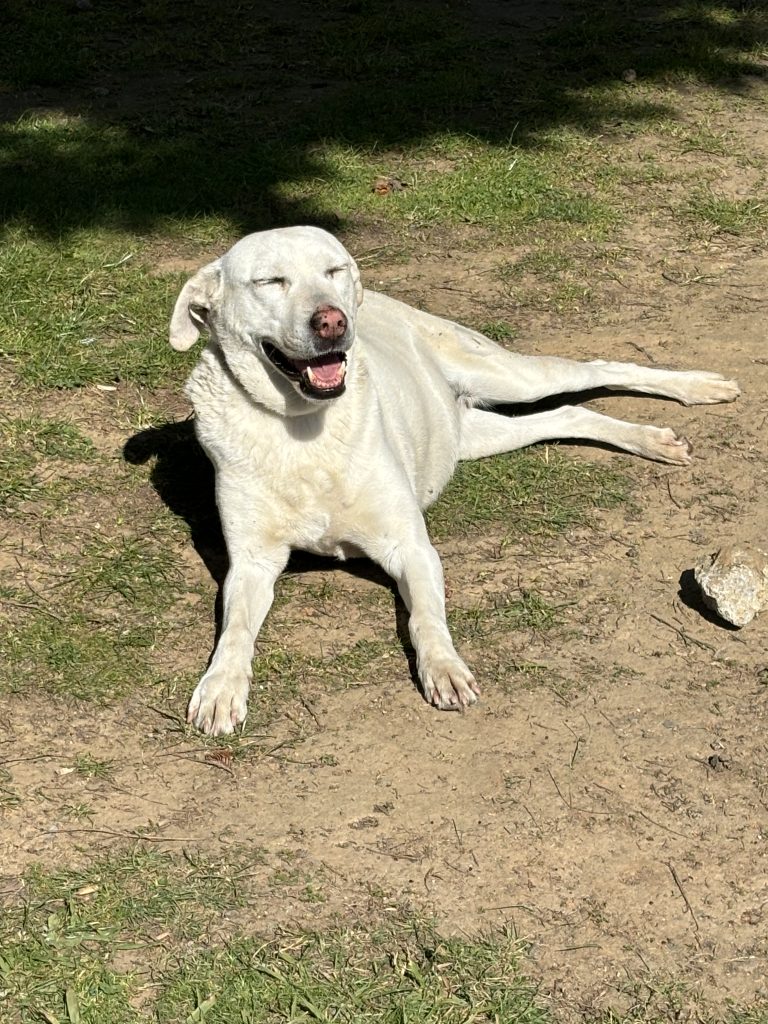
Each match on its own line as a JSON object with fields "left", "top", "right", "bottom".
{"left": 256, "top": 450, "right": 363, "bottom": 557}
{"left": 202, "top": 402, "right": 360, "bottom": 552}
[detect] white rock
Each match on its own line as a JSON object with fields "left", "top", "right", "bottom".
{"left": 694, "top": 544, "right": 768, "bottom": 628}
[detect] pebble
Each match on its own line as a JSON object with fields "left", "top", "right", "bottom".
{"left": 694, "top": 543, "right": 768, "bottom": 627}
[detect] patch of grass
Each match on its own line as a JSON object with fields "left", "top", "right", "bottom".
{"left": 0, "top": 436, "right": 36, "bottom": 509}
{"left": 268, "top": 863, "right": 320, "bottom": 896}
{"left": 510, "top": 659, "right": 553, "bottom": 680}
{"left": 668, "top": 123, "right": 745, "bottom": 161}
{"left": 0, "top": 228, "right": 197, "bottom": 388}
{"left": 0, "top": 766, "right": 20, "bottom": 808}
{"left": 1, "top": 108, "right": 613, "bottom": 261}
{"left": 0, "top": 414, "right": 96, "bottom": 508}
{"left": 449, "top": 591, "right": 562, "bottom": 642}
{"left": 541, "top": 1, "right": 768, "bottom": 87}
{"left": 0, "top": 845, "right": 548, "bottom": 1024}
{"left": 0, "top": 849, "right": 258, "bottom": 1023}
{"left": 64, "top": 802, "right": 96, "bottom": 821}
{"left": 502, "top": 249, "right": 575, "bottom": 281}
{"left": 1, "top": 0, "right": 766, "bottom": 247}
{"left": 499, "top": 249, "right": 599, "bottom": 312}
{"left": 239, "top": 582, "right": 564, "bottom": 723}
{"left": 7, "top": 416, "right": 95, "bottom": 460}
{"left": 684, "top": 191, "right": 768, "bottom": 236}
{"left": 548, "top": 282, "right": 595, "bottom": 313}
{"left": 0, "top": 3, "right": 95, "bottom": 88}
{"left": 280, "top": 138, "right": 618, "bottom": 237}
{"left": 246, "top": 638, "right": 398, "bottom": 727}
{"left": 472, "top": 319, "right": 519, "bottom": 343}
{"left": 427, "top": 447, "right": 628, "bottom": 540}
{"left": 0, "top": 608, "right": 161, "bottom": 702}
{"left": 156, "top": 921, "right": 545, "bottom": 1024}
{"left": 0, "top": 522, "right": 195, "bottom": 702}
{"left": 73, "top": 754, "right": 116, "bottom": 781}
{"left": 68, "top": 534, "right": 185, "bottom": 609}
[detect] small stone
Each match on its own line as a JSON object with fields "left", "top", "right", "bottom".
{"left": 694, "top": 543, "right": 768, "bottom": 627}
{"left": 622, "top": 68, "right": 638, "bottom": 83}
{"left": 349, "top": 816, "right": 379, "bottom": 830}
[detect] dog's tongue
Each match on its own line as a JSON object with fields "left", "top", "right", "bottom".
{"left": 297, "top": 353, "right": 346, "bottom": 388}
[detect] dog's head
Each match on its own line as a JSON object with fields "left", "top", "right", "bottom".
{"left": 170, "top": 226, "right": 363, "bottom": 405}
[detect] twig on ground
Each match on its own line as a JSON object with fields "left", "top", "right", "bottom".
{"left": 547, "top": 768, "right": 572, "bottom": 808}
{"left": 633, "top": 809, "right": 693, "bottom": 839}
{"left": 51, "top": 826, "right": 192, "bottom": 843}
{"left": 666, "top": 477, "right": 682, "bottom": 509}
{"left": 627, "top": 341, "right": 656, "bottom": 363}
{"left": 650, "top": 613, "right": 715, "bottom": 652}
{"left": 299, "top": 695, "right": 322, "bottom": 729}
{"left": 452, "top": 818, "right": 464, "bottom": 848}
{"left": 668, "top": 860, "right": 701, "bottom": 933}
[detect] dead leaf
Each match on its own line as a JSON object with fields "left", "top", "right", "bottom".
{"left": 204, "top": 749, "right": 234, "bottom": 767}
{"left": 372, "top": 176, "right": 408, "bottom": 195}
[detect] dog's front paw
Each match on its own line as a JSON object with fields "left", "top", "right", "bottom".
{"left": 421, "top": 655, "right": 480, "bottom": 711}
{"left": 187, "top": 670, "right": 249, "bottom": 735}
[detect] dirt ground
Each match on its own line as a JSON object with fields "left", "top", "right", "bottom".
{"left": 3, "top": 216, "right": 767, "bottom": 1020}
{"left": 2, "top": 5, "right": 768, "bottom": 1014}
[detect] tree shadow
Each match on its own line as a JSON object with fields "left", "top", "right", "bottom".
{"left": 1, "top": 0, "right": 765, "bottom": 236}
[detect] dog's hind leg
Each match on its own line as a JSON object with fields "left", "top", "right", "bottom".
{"left": 433, "top": 326, "right": 740, "bottom": 407}
{"left": 458, "top": 405, "right": 693, "bottom": 464}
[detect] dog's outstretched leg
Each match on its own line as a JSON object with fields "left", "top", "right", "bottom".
{"left": 433, "top": 325, "right": 740, "bottom": 407}
{"left": 458, "top": 405, "right": 695, "bottom": 464}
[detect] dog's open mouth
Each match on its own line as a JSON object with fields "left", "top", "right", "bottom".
{"left": 263, "top": 342, "right": 347, "bottom": 399}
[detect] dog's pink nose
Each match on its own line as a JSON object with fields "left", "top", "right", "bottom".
{"left": 310, "top": 304, "right": 347, "bottom": 342}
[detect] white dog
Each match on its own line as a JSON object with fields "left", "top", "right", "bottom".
{"left": 170, "top": 225, "right": 739, "bottom": 735}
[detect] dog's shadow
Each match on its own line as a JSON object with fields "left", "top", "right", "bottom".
{"left": 122, "top": 420, "right": 418, "bottom": 684}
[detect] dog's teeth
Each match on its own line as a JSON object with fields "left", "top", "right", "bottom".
{"left": 306, "top": 361, "right": 346, "bottom": 388}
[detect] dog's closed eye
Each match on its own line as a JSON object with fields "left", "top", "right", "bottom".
{"left": 325, "top": 265, "right": 348, "bottom": 278}
{"left": 252, "top": 276, "right": 288, "bottom": 288}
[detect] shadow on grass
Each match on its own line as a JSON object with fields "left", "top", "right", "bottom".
{"left": 123, "top": 419, "right": 226, "bottom": 582}
{"left": 1, "top": 0, "right": 766, "bottom": 236}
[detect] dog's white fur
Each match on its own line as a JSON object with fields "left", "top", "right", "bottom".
{"left": 170, "top": 225, "right": 739, "bottom": 735}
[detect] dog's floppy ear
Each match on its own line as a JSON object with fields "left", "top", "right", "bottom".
{"left": 349, "top": 254, "right": 364, "bottom": 307}
{"left": 169, "top": 260, "right": 222, "bottom": 351}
